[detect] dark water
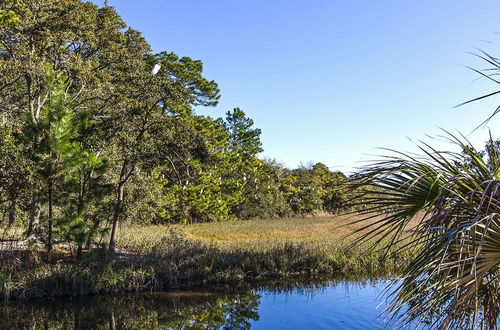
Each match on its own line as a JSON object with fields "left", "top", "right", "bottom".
{"left": 0, "top": 280, "right": 415, "bottom": 329}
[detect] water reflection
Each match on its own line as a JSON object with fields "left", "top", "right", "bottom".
{"left": 0, "top": 279, "right": 412, "bottom": 329}
{"left": 0, "top": 291, "right": 260, "bottom": 329}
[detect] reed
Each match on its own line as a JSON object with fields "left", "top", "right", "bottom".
{"left": 1, "top": 217, "right": 416, "bottom": 300}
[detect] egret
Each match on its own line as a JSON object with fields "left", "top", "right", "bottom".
{"left": 152, "top": 64, "right": 161, "bottom": 76}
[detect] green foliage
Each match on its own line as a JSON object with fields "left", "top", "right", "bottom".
{"left": 24, "top": 76, "right": 109, "bottom": 253}
{"left": 0, "top": 125, "right": 32, "bottom": 227}
{"left": 235, "top": 159, "right": 291, "bottom": 219}
{"left": 0, "top": 9, "right": 19, "bottom": 26}
{"left": 0, "top": 0, "right": 21, "bottom": 26}
{"left": 224, "top": 107, "right": 263, "bottom": 156}
{"left": 0, "top": 0, "right": 349, "bottom": 258}
{"left": 281, "top": 162, "right": 348, "bottom": 215}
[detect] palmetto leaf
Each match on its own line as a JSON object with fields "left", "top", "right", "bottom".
{"left": 347, "top": 133, "right": 500, "bottom": 329}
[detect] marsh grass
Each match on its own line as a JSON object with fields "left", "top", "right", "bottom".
{"left": 182, "top": 215, "right": 380, "bottom": 243}
{"left": 0, "top": 226, "right": 24, "bottom": 241}
{"left": 118, "top": 215, "right": 420, "bottom": 247}
{"left": 0, "top": 216, "right": 417, "bottom": 300}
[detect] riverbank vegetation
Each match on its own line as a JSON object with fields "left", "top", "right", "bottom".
{"left": 0, "top": 216, "right": 416, "bottom": 300}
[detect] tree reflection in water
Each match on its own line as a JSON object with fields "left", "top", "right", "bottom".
{"left": 0, "top": 291, "right": 260, "bottom": 329}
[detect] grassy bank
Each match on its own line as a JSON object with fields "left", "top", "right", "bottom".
{"left": 0, "top": 216, "right": 417, "bottom": 300}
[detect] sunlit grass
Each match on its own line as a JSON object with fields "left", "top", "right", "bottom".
{"left": 118, "top": 215, "right": 420, "bottom": 250}
{"left": 1, "top": 215, "right": 419, "bottom": 250}
{"left": 183, "top": 216, "right": 352, "bottom": 243}
{"left": 0, "top": 226, "right": 24, "bottom": 241}
{"left": 116, "top": 216, "right": 418, "bottom": 281}
{"left": 0, "top": 215, "right": 419, "bottom": 300}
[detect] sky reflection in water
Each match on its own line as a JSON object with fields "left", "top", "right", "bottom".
{"left": 0, "top": 279, "right": 418, "bottom": 329}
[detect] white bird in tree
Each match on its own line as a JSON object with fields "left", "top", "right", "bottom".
{"left": 152, "top": 64, "right": 161, "bottom": 76}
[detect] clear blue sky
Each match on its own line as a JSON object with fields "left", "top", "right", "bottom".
{"left": 94, "top": 0, "right": 500, "bottom": 173}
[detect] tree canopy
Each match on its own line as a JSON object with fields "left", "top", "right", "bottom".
{"left": 0, "top": 0, "right": 349, "bottom": 255}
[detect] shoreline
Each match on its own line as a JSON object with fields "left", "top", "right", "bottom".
{"left": 1, "top": 231, "right": 411, "bottom": 301}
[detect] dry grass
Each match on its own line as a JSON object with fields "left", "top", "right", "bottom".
{"left": 117, "top": 214, "right": 421, "bottom": 255}
{"left": 181, "top": 214, "right": 420, "bottom": 245}
{"left": 2, "top": 214, "right": 421, "bottom": 251}
{"left": 116, "top": 215, "right": 370, "bottom": 251}
{"left": 184, "top": 216, "right": 351, "bottom": 243}
{"left": 0, "top": 215, "right": 419, "bottom": 300}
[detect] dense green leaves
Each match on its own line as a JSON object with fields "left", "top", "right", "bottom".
{"left": 0, "top": 0, "right": 348, "bottom": 256}
{"left": 281, "top": 162, "right": 348, "bottom": 216}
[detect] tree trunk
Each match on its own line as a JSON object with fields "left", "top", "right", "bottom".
{"left": 26, "top": 199, "right": 41, "bottom": 238}
{"left": 76, "top": 241, "right": 83, "bottom": 262}
{"left": 108, "top": 181, "right": 124, "bottom": 253}
{"left": 109, "top": 310, "right": 116, "bottom": 330}
{"left": 7, "top": 194, "right": 16, "bottom": 228}
{"left": 74, "top": 309, "right": 81, "bottom": 329}
{"left": 85, "top": 218, "right": 97, "bottom": 250}
{"left": 76, "top": 178, "right": 85, "bottom": 261}
{"left": 47, "top": 178, "right": 53, "bottom": 254}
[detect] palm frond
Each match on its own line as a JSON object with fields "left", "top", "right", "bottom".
{"left": 347, "top": 134, "right": 500, "bottom": 328}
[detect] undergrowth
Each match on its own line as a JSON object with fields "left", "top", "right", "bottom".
{"left": 0, "top": 225, "right": 415, "bottom": 300}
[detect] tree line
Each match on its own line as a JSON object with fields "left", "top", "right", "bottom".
{"left": 0, "top": 0, "right": 349, "bottom": 255}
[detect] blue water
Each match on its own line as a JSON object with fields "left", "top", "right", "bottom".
{"left": 0, "top": 280, "right": 420, "bottom": 329}
{"left": 252, "top": 281, "right": 404, "bottom": 329}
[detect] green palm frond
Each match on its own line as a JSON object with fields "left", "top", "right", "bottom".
{"left": 348, "top": 133, "right": 500, "bottom": 329}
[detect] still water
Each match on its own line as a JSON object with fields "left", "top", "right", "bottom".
{"left": 0, "top": 280, "right": 415, "bottom": 329}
